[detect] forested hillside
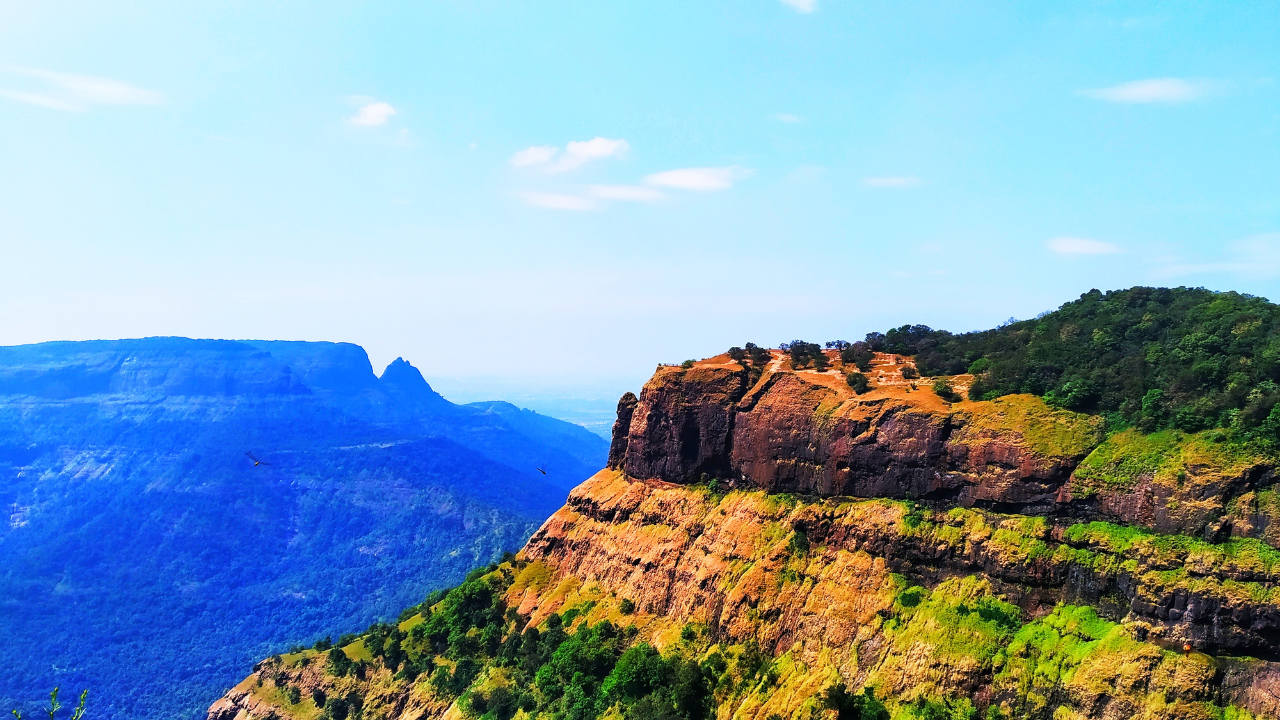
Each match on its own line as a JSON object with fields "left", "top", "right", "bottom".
{"left": 0, "top": 338, "right": 607, "bottom": 720}
{"left": 863, "top": 287, "right": 1280, "bottom": 438}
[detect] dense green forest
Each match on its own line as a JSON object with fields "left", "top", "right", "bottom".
{"left": 863, "top": 287, "right": 1280, "bottom": 439}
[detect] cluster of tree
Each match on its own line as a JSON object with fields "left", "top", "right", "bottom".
{"left": 330, "top": 562, "right": 720, "bottom": 720}
{"left": 855, "top": 287, "right": 1280, "bottom": 440}
{"left": 779, "top": 341, "right": 829, "bottom": 371}
{"left": 823, "top": 685, "right": 888, "bottom": 720}
{"left": 729, "top": 340, "right": 879, "bottom": 374}
{"left": 827, "top": 341, "right": 875, "bottom": 371}
{"left": 727, "top": 343, "right": 772, "bottom": 366}
{"left": 727, "top": 343, "right": 774, "bottom": 384}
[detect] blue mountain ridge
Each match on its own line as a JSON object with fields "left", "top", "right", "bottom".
{"left": 0, "top": 337, "right": 608, "bottom": 720}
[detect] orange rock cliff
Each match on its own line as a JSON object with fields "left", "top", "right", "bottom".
{"left": 208, "top": 351, "right": 1280, "bottom": 720}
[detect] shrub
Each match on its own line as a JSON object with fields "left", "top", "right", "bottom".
{"left": 314, "top": 636, "right": 333, "bottom": 651}
{"left": 783, "top": 340, "right": 825, "bottom": 369}
{"left": 619, "top": 598, "right": 636, "bottom": 615}
{"left": 823, "top": 685, "right": 888, "bottom": 720}
{"left": 286, "top": 686, "right": 302, "bottom": 705}
{"left": 727, "top": 347, "right": 746, "bottom": 362}
{"left": 681, "top": 360, "right": 695, "bottom": 369}
{"left": 840, "top": 342, "right": 875, "bottom": 371}
{"left": 10, "top": 688, "right": 88, "bottom": 720}
{"left": 901, "top": 365, "right": 919, "bottom": 380}
{"left": 846, "top": 372, "right": 871, "bottom": 394}
{"left": 740, "top": 342, "right": 771, "bottom": 366}
{"left": 328, "top": 646, "right": 356, "bottom": 676}
{"left": 933, "top": 378, "right": 961, "bottom": 403}
{"left": 788, "top": 530, "right": 809, "bottom": 556}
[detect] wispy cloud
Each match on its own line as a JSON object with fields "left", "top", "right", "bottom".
{"left": 586, "top": 185, "right": 665, "bottom": 202}
{"left": 347, "top": 101, "right": 396, "bottom": 126}
{"left": 1079, "top": 78, "right": 1213, "bottom": 103}
{"left": 511, "top": 138, "right": 629, "bottom": 173}
{"left": 0, "top": 65, "right": 163, "bottom": 111}
{"left": 774, "top": 113, "right": 803, "bottom": 123}
{"left": 518, "top": 191, "right": 594, "bottom": 211}
{"left": 780, "top": 0, "right": 815, "bottom": 13}
{"left": 862, "top": 176, "right": 921, "bottom": 188}
{"left": 1046, "top": 237, "right": 1121, "bottom": 255}
{"left": 644, "top": 166, "right": 753, "bottom": 191}
{"left": 1153, "top": 234, "right": 1280, "bottom": 278}
{"left": 511, "top": 145, "right": 558, "bottom": 167}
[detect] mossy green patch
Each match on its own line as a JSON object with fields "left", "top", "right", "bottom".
{"left": 993, "top": 604, "right": 1228, "bottom": 720}
{"left": 1073, "top": 428, "right": 1270, "bottom": 494}
{"left": 870, "top": 576, "right": 1021, "bottom": 703}
{"left": 342, "top": 638, "right": 372, "bottom": 663}
{"left": 510, "top": 560, "right": 554, "bottom": 594}
{"left": 960, "top": 394, "right": 1104, "bottom": 459}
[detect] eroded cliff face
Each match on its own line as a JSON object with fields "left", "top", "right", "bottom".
{"left": 209, "top": 471, "right": 1280, "bottom": 720}
{"left": 614, "top": 352, "right": 1278, "bottom": 541}
{"left": 518, "top": 471, "right": 1280, "bottom": 717}
{"left": 207, "top": 352, "right": 1280, "bottom": 720}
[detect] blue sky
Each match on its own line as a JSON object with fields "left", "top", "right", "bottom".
{"left": 2, "top": 0, "right": 1278, "bottom": 408}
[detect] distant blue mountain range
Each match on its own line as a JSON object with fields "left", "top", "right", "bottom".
{"left": 0, "top": 338, "right": 608, "bottom": 720}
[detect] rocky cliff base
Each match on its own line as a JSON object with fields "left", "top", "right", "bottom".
{"left": 209, "top": 471, "right": 1280, "bottom": 720}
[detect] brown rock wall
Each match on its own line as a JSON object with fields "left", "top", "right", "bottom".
{"left": 615, "top": 360, "right": 1093, "bottom": 514}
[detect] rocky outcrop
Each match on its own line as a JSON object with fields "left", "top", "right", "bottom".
{"left": 606, "top": 392, "right": 638, "bottom": 469}
{"left": 611, "top": 354, "right": 1280, "bottom": 540}
{"left": 613, "top": 354, "right": 1103, "bottom": 514}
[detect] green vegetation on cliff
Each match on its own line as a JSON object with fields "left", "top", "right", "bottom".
{"left": 864, "top": 287, "right": 1280, "bottom": 440}
{"left": 1071, "top": 427, "right": 1270, "bottom": 495}
{"left": 237, "top": 505, "right": 1273, "bottom": 720}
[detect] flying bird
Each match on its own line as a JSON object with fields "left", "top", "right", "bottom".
{"left": 536, "top": 467, "right": 547, "bottom": 475}
{"left": 246, "top": 452, "right": 271, "bottom": 467}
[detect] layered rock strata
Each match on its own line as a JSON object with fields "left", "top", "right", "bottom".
{"left": 615, "top": 353, "right": 1277, "bottom": 540}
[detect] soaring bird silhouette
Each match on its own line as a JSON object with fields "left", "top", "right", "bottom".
{"left": 536, "top": 466, "right": 547, "bottom": 475}
{"left": 246, "top": 452, "right": 271, "bottom": 467}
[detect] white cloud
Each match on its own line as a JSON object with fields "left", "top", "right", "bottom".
{"left": 347, "top": 101, "right": 396, "bottom": 126}
{"left": 1046, "top": 237, "right": 1121, "bottom": 255}
{"left": 780, "top": 0, "right": 816, "bottom": 13}
{"left": 556, "top": 137, "right": 629, "bottom": 171}
{"left": 862, "top": 176, "right": 921, "bottom": 188}
{"left": 1079, "top": 78, "right": 1211, "bottom": 103}
{"left": 586, "top": 185, "right": 665, "bottom": 202}
{"left": 774, "top": 113, "right": 803, "bottom": 123}
{"left": 0, "top": 89, "right": 82, "bottom": 111}
{"left": 518, "top": 192, "right": 594, "bottom": 211}
{"left": 644, "top": 166, "right": 753, "bottom": 191}
{"left": 511, "top": 145, "right": 559, "bottom": 167}
{"left": 510, "top": 137, "right": 629, "bottom": 172}
{"left": 0, "top": 65, "right": 163, "bottom": 111}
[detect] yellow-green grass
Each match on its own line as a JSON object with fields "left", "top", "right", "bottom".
{"left": 960, "top": 394, "right": 1104, "bottom": 459}
{"left": 1073, "top": 428, "right": 1271, "bottom": 494}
